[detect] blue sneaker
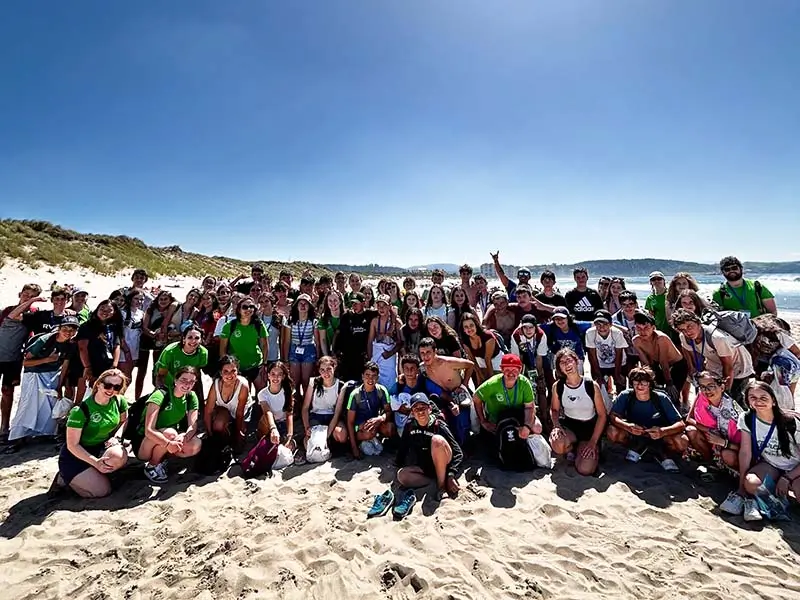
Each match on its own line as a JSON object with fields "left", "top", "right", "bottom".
{"left": 392, "top": 489, "right": 417, "bottom": 521}
{"left": 367, "top": 489, "right": 394, "bottom": 518}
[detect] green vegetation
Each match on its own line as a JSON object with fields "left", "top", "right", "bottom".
{"left": 0, "top": 220, "right": 325, "bottom": 279}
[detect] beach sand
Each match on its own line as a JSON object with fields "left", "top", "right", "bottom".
{"left": 2, "top": 263, "right": 800, "bottom": 600}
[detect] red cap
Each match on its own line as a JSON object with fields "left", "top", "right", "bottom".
{"left": 500, "top": 354, "right": 523, "bottom": 369}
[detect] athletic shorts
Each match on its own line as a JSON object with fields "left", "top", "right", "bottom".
{"left": 561, "top": 415, "right": 598, "bottom": 443}
{"left": 309, "top": 412, "right": 335, "bottom": 427}
{"left": 0, "top": 360, "right": 22, "bottom": 389}
{"left": 241, "top": 366, "right": 261, "bottom": 384}
{"left": 289, "top": 344, "right": 317, "bottom": 365}
{"left": 58, "top": 442, "right": 105, "bottom": 485}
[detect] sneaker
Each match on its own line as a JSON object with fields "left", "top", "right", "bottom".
{"left": 392, "top": 489, "right": 417, "bottom": 521}
{"left": 144, "top": 462, "right": 168, "bottom": 483}
{"left": 660, "top": 458, "right": 680, "bottom": 473}
{"left": 625, "top": 449, "right": 642, "bottom": 463}
{"left": 743, "top": 498, "right": 763, "bottom": 522}
{"left": 720, "top": 492, "right": 745, "bottom": 516}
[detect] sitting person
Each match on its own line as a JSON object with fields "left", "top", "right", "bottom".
{"left": 418, "top": 338, "right": 473, "bottom": 442}
{"left": 396, "top": 393, "right": 463, "bottom": 504}
{"left": 472, "top": 354, "right": 550, "bottom": 470}
{"left": 135, "top": 366, "right": 203, "bottom": 483}
{"left": 346, "top": 361, "right": 394, "bottom": 459}
{"left": 736, "top": 382, "right": 800, "bottom": 522}
{"left": 607, "top": 366, "right": 688, "bottom": 472}
{"left": 203, "top": 355, "right": 250, "bottom": 452}
{"left": 549, "top": 349, "right": 607, "bottom": 476}
{"left": 57, "top": 368, "right": 129, "bottom": 498}
{"left": 301, "top": 356, "right": 348, "bottom": 446}
{"left": 256, "top": 361, "right": 296, "bottom": 449}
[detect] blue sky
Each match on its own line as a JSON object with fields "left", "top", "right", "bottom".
{"left": 2, "top": 1, "right": 799, "bottom": 267}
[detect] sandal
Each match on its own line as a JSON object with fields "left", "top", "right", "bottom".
{"left": 367, "top": 489, "right": 395, "bottom": 518}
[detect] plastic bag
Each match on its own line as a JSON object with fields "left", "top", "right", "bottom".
{"left": 273, "top": 444, "right": 294, "bottom": 470}
{"left": 51, "top": 396, "right": 74, "bottom": 420}
{"left": 306, "top": 425, "right": 331, "bottom": 463}
{"left": 527, "top": 434, "right": 552, "bottom": 468}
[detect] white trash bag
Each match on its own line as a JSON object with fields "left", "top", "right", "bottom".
{"left": 306, "top": 425, "right": 331, "bottom": 463}
{"left": 273, "top": 444, "right": 294, "bottom": 470}
{"left": 527, "top": 434, "right": 552, "bottom": 468}
{"left": 50, "top": 396, "right": 74, "bottom": 420}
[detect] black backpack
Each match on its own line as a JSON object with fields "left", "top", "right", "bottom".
{"left": 495, "top": 416, "right": 536, "bottom": 472}
{"left": 194, "top": 436, "right": 233, "bottom": 475}
{"left": 123, "top": 388, "right": 169, "bottom": 440}
{"left": 555, "top": 379, "right": 594, "bottom": 403}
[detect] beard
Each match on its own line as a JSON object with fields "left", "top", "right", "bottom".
{"left": 723, "top": 270, "right": 742, "bottom": 281}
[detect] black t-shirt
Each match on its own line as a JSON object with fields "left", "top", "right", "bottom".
{"left": 564, "top": 289, "right": 603, "bottom": 321}
{"left": 338, "top": 310, "right": 376, "bottom": 356}
{"left": 77, "top": 322, "right": 121, "bottom": 373}
{"left": 23, "top": 310, "right": 70, "bottom": 336}
{"left": 434, "top": 335, "right": 462, "bottom": 357}
{"left": 533, "top": 292, "right": 567, "bottom": 324}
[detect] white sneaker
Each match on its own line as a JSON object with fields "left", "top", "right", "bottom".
{"left": 743, "top": 498, "right": 763, "bottom": 522}
{"left": 660, "top": 458, "right": 680, "bottom": 473}
{"left": 625, "top": 449, "right": 642, "bottom": 463}
{"left": 720, "top": 492, "right": 745, "bottom": 516}
{"left": 144, "top": 462, "right": 168, "bottom": 483}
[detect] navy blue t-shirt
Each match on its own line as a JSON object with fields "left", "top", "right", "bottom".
{"left": 542, "top": 321, "right": 592, "bottom": 360}
{"left": 611, "top": 390, "right": 682, "bottom": 428}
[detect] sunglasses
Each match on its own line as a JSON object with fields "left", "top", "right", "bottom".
{"left": 722, "top": 266, "right": 740, "bottom": 272}
{"left": 102, "top": 382, "right": 123, "bottom": 392}
{"left": 411, "top": 404, "right": 430, "bottom": 412}
{"left": 698, "top": 383, "right": 719, "bottom": 392}
{"left": 632, "top": 379, "right": 650, "bottom": 385}
{"left": 240, "top": 305, "right": 256, "bottom": 310}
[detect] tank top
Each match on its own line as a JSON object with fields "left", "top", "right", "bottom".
{"left": 214, "top": 377, "right": 246, "bottom": 418}
{"left": 561, "top": 379, "right": 597, "bottom": 421}
{"left": 311, "top": 378, "right": 341, "bottom": 415}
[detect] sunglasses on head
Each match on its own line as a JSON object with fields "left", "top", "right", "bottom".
{"left": 102, "top": 382, "right": 123, "bottom": 392}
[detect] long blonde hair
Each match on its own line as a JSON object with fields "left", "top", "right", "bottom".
{"left": 90, "top": 368, "right": 130, "bottom": 397}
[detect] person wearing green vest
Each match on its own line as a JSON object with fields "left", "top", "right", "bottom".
{"left": 136, "top": 366, "right": 202, "bottom": 483}
{"left": 57, "top": 368, "right": 129, "bottom": 498}
{"left": 644, "top": 271, "right": 672, "bottom": 336}
{"left": 154, "top": 325, "right": 208, "bottom": 399}
{"left": 711, "top": 256, "right": 777, "bottom": 318}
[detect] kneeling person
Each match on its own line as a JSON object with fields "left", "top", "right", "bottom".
{"left": 607, "top": 366, "right": 688, "bottom": 472}
{"left": 396, "top": 393, "right": 462, "bottom": 500}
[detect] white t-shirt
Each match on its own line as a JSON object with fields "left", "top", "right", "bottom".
{"left": 585, "top": 327, "right": 629, "bottom": 369}
{"left": 423, "top": 304, "right": 450, "bottom": 322}
{"left": 257, "top": 386, "right": 289, "bottom": 423}
{"left": 510, "top": 333, "right": 549, "bottom": 358}
{"left": 123, "top": 308, "right": 144, "bottom": 358}
{"left": 737, "top": 412, "right": 800, "bottom": 472}
{"left": 680, "top": 326, "right": 755, "bottom": 379}
{"left": 214, "top": 314, "right": 235, "bottom": 337}
{"left": 779, "top": 331, "right": 798, "bottom": 351}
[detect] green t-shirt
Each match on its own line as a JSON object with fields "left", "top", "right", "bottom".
{"left": 711, "top": 279, "right": 773, "bottom": 318}
{"left": 138, "top": 388, "right": 199, "bottom": 433}
{"left": 154, "top": 342, "right": 209, "bottom": 387}
{"left": 644, "top": 293, "right": 671, "bottom": 334}
{"left": 316, "top": 315, "right": 340, "bottom": 347}
{"left": 66, "top": 395, "right": 130, "bottom": 447}
{"left": 475, "top": 373, "right": 535, "bottom": 424}
{"left": 76, "top": 306, "right": 91, "bottom": 324}
{"left": 220, "top": 319, "right": 269, "bottom": 370}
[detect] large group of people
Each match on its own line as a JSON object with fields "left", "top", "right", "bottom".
{"left": 1, "top": 254, "right": 799, "bottom": 522}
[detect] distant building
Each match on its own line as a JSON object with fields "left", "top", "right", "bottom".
{"left": 479, "top": 263, "right": 532, "bottom": 278}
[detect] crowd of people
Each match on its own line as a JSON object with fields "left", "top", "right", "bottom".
{"left": 0, "top": 254, "right": 799, "bottom": 522}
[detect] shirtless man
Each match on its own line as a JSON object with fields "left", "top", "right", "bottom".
{"left": 482, "top": 291, "right": 517, "bottom": 345}
{"left": 458, "top": 264, "right": 478, "bottom": 306}
{"left": 419, "top": 338, "right": 478, "bottom": 433}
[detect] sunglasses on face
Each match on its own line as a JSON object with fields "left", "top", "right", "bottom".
{"left": 632, "top": 379, "right": 650, "bottom": 385}
{"left": 722, "top": 266, "right": 740, "bottom": 273}
{"left": 241, "top": 305, "right": 256, "bottom": 310}
{"left": 102, "top": 382, "right": 123, "bottom": 392}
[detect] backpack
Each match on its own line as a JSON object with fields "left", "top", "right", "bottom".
{"left": 240, "top": 435, "right": 280, "bottom": 478}
{"left": 487, "top": 329, "right": 510, "bottom": 354}
{"left": 495, "top": 416, "right": 536, "bottom": 472}
{"left": 717, "top": 281, "right": 767, "bottom": 315}
{"left": 122, "top": 389, "right": 168, "bottom": 440}
{"left": 555, "top": 378, "right": 594, "bottom": 403}
{"left": 194, "top": 436, "right": 233, "bottom": 475}
{"left": 21, "top": 331, "right": 59, "bottom": 358}
{"left": 701, "top": 308, "right": 757, "bottom": 345}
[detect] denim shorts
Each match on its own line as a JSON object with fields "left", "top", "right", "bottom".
{"left": 290, "top": 344, "right": 318, "bottom": 364}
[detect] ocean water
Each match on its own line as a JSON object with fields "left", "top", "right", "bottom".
{"left": 423, "top": 274, "right": 800, "bottom": 316}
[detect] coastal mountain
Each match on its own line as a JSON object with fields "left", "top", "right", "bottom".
{"left": 2, "top": 219, "right": 797, "bottom": 279}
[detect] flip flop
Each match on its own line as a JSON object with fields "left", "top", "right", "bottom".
{"left": 367, "top": 489, "right": 395, "bottom": 518}
{"left": 392, "top": 489, "right": 417, "bottom": 521}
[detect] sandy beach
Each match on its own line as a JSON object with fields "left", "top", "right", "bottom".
{"left": 2, "top": 263, "right": 800, "bottom": 600}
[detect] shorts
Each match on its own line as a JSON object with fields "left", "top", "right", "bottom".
{"left": 0, "top": 360, "right": 23, "bottom": 389}
{"left": 289, "top": 344, "right": 317, "bottom": 364}
{"left": 415, "top": 452, "right": 437, "bottom": 479}
{"left": 241, "top": 366, "right": 261, "bottom": 383}
{"left": 560, "top": 415, "right": 598, "bottom": 443}
{"left": 58, "top": 442, "right": 105, "bottom": 485}
{"left": 310, "top": 412, "right": 334, "bottom": 427}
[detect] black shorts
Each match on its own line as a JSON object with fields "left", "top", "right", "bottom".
{"left": 561, "top": 415, "right": 598, "bottom": 443}
{"left": 58, "top": 442, "right": 105, "bottom": 485}
{"left": 0, "top": 360, "right": 22, "bottom": 389}
{"left": 413, "top": 451, "right": 437, "bottom": 479}
{"left": 241, "top": 366, "right": 261, "bottom": 384}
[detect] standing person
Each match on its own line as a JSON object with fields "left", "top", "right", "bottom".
{"left": 402, "top": 277, "right": 417, "bottom": 296}
{"left": 737, "top": 382, "right": 800, "bottom": 521}
{"left": 540, "top": 307, "right": 592, "bottom": 373}
{"left": 232, "top": 264, "right": 266, "bottom": 296}
{"left": 712, "top": 256, "right": 777, "bottom": 317}
{"left": 644, "top": 271, "right": 672, "bottom": 336}
{"left": 631, "top": 311, "right": 687, "bottom": 404}
{"left": 174, "top": 289, "right": 202, "bottom": 333}
{"left": 255, "top": 293, "right": 284, "bottom": 365}
{"left": 549, "top": 349, "right": 607, "bottom": 475}
{"left": 68, "top": 288, "right": 92, "bottom": 323}
{"left": 120, "top": 269, "right": 154, "bottom": 311}
{"left": 219, "top": 297, "right": 269, "bottom": 386}
{"left": 423, "top": 285, "right": 452, "bottom": 323}
{"left": 56, "top": 368, "right": 130, "bottom": 498}
{"left": 457, "top": 265, "right": 478, "bottom": 306}
{"left": 459, "top": 312, "right": 502, "bottom": 385}
{"left": 585, "top": 310, "right": 628, "bottom": 393}
{"left": 672, "top": 308, "right": 755, "bottom": 402}
{"left": 367, "top": 295, "right": 402, "bottom": 389}
{"left": 473, "top": 274, "right": 491, "bottom": 319}
{"left": 76, "top": 300, "right": 124, "bottom": 402}
{"left": 346, "top": 362, "right": 394, "bottom": 458}
{"left": 481, "top": 291, "right": 517, "bottom": 345}
{"left": 23, "top": 287, "right": 74, "bottom": 335}
{"left": 665, "top": 273, "right": 700, "bottom": 323}
{"left": 612, "top": 291, "right": 641, "bottom": 376}
{"left": 0, "top": 284, "right": 43, "bottom": 438}
{"left": 606, "top": 366, "right": 688, "bottom": 472}
{"left": 385, "top": 280, "right": 403, "bottom": 313}
{"left": 282, "top": 294, "right": 318, "bottom": 405}
{"left": 336, "top": 293, "right": 375, "bottom": 382}
{"left": 201, "top": 275, "right": 218, "bottom": 294}
{"left": 421, "top": 269, "right": 446, "bottom": 303}
{"left": 316, "top": 291, "right": 344, "bottom": 358}
{"left": 272, "top": 282, "right": 292, "bottom": 319}
{"left": 534, "top": 271, "right": 567, "bottom": 322}
{"left": 400, "top": 308, "right": 424, "bottom": 357}
{"left": 197, "top": 291, "right": 220, "bottom": 377}
{"left": 506, "top": 284, "right": 539, "bottom": 328}
{"left": 597, "top": 277, "right": 612, "bottom": 307}
{"left": 140, "top": 290, "right": 176, "bottom": 380}
{"left": 203, "top": 355, "right": 249, "bottom": 452}
{"left": 489, "top": 250, "right": 532, "bottom": 302}
{"left": 449, "top": 285, "right": 475, "bottom": 331}
{"left": 7, "top": 317, "right": 80, "bottom": 451}
{"left": 334, "top": 272, "right": 347, "bottom": 296}
{"left": 154, "top": 325, "right": 208, "bottom": 399}
{"left": 134, "top": 367, "right": 203, "bottom": 483}
{"left": 564, "top": 268, "right": 603, "bottom": 322}
{"left": 360, "top": 284, "right": 376, "bottom": 310}
{"left": 509, "top": 315, "right": 549, "bottom": 406}
{"left": 118, "top": 288, "right": 145, "bottom": 383}
{"left": 344, "top": 273, "right": 363, "bottom": 308}
{"left": 400, "top": 290, "right": 422, "bottom": 322}
{"left": 604, "top": 278, "right": 626, "bottom": 315}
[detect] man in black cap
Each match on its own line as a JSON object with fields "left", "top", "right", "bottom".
{"left": 396, "top": 393, "right": 462, "bottom": 500}
{"left": 585, "top": 309, "right": 628, "bottom": 393}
